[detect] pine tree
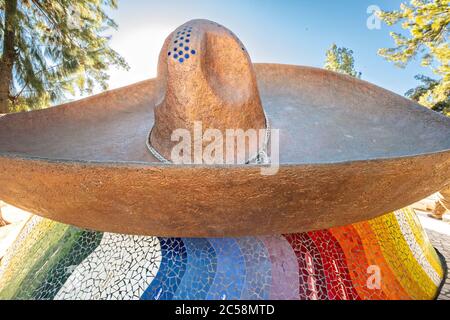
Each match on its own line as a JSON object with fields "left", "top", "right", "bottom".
{"left": 405, "top": 74, "right": 450, "bottom": 115}
{"left": 0, "top": 0, "right": 128, "bottom": 114}
{"left": 324, "top": 44, "right": 362, "bottom": 78}
{"left": 378, "top": 0, "right": 449, "bottom": 110}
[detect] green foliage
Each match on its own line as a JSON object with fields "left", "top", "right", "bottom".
{"left": 0, "top": 0, "right": 129, "bottom": 112}
{"left": 324, "top": 44, "right": 362, "bottom": 78}
{"left": 378, "top": 0, "right": 449, "bottom": 109}
{"left": 406, "top": 74, "right": 450, "bottom": 115}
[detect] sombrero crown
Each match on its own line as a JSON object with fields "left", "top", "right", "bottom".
{"left": 150, "top": 20, "right": 267, "bottom": 163}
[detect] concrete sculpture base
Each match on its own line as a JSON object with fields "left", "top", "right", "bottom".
{"left": 0, "top": 207, "right": 445, "bottom": 300}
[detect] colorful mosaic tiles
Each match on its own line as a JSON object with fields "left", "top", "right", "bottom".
{"left": 0, "top": 208, "right": 445, "bottom": 300}
{"left": 55, "top": 234, "right": 161, "bottom": 300}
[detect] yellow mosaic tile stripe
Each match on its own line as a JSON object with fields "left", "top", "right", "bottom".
{"left": 368, "top": 212, "right": 437, "bottom": 299}
{"left": 0, "top": 215, "right": 38, "bottom": 277}
{"left": 393, "top": 210, "right": 441, "bottom": 286}
{"left": 402, "top": 207, "right": 444, "bottom": 277}
{"left": 352, "top": 221, "right": 410, "bottom": 299}
{"left": 0, "top": 216, "right": 69, "bottom": 299}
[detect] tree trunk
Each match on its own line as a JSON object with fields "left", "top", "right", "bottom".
{"left": 0, "top": 0, "right": 18, "bottom": 114}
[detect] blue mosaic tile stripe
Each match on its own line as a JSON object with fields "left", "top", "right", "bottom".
{"left": 141, "top": 238, "right": 187, "bottom": 300}
{"left": 172, "top": 238, "right": 217, "bottom": 300}
{"left": 235, "top": 237, "right": 272, "bottom": 300}
{"left": 206, "top": 238, "right": 246, "bottom": 300}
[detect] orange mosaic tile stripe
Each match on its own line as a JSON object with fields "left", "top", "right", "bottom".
{"left": 329, "top": 225, "right": 387, "bottom": 300}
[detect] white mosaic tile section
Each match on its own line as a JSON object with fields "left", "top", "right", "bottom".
{"left": 394, "top": 210, "right": 441, "bottom": 286}
{"left": 55, "top": 233, "right": 161, "bottom": 300}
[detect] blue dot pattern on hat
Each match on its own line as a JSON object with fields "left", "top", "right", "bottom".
{"left": 169, "top": 25, "right": 197, "bottom": 63}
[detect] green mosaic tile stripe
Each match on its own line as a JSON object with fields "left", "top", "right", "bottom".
{"left": 0, "top": 218, "right": 102, "bottom": 300}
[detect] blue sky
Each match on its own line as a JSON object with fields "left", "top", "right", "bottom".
{"left": 105, "top": 0, "right": 431, "bottom": 96}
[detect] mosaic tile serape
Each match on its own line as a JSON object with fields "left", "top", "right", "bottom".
{"left": 0, "top": 208, "right": 445, "bottom": 300}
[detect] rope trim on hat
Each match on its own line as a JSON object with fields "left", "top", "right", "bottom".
{"left": 146, "top": 111, "right": 271, "bottom": 165}
{"left": 146, "top": 127, "right": 172, "bottom": 164}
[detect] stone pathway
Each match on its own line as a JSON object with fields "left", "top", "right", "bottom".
{"left": 426, "top": 230, "right": 450, "bottom": 300}
{"left": 417, "top": 211, "right": 450, "bottom": 300}
{"left": 0, "top": 205, "right": 31, "bottom": 261}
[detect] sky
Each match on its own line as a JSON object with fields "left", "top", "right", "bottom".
{"left": 103, "top": 0, "right": 432, "bottom": 97}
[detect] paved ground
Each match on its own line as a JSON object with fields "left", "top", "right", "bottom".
{"left": 417, "top": 212, "right": 450, "bottom": 300}
{"left": 427, "top": 230, "right": 450, "bottom": 300}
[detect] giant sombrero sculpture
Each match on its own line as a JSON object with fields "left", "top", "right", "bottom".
{"left": 0, "top": 20, "right": 449, "bottom": 300}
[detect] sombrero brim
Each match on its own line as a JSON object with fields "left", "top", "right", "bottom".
{"left": 0, "top": 64, "right": 449, "bottom": 237}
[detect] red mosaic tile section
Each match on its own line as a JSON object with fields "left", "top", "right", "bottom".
{"left": 284, "top": 233, "right": 328, "bottom": 300}
{"left": 307, "top": 230, "right": 360, "bottom": 300}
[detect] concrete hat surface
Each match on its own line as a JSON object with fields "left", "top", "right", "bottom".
{"left": 0, "top": 19, "right": 449, "bottom": 237}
